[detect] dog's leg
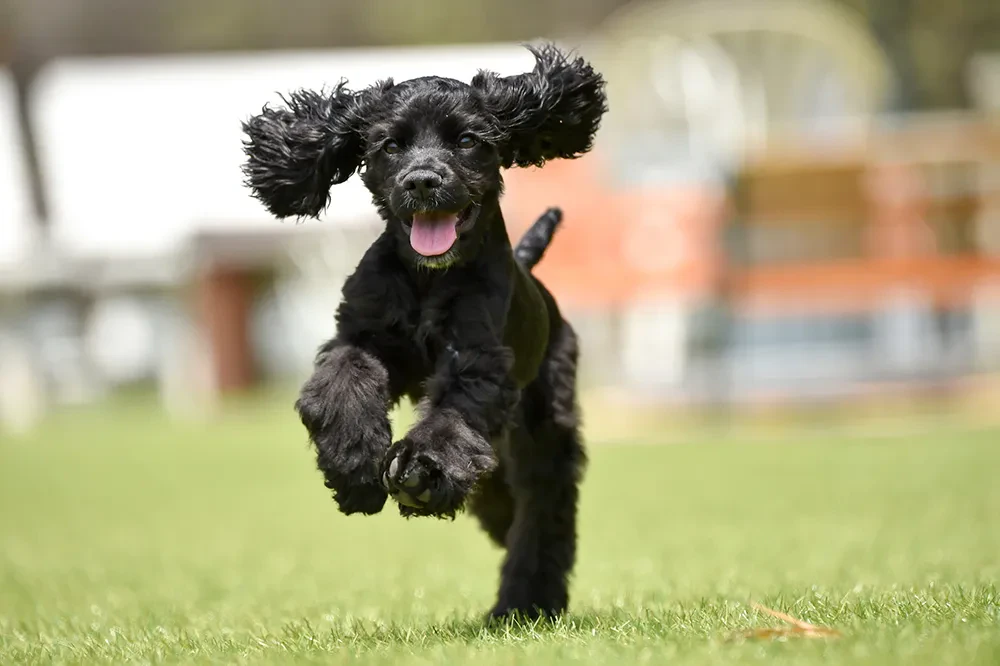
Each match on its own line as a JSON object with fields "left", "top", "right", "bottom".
{"left": 297, "top": 232, "right": 412, "bottom": 516}
{"left": 489, "top": 322, "right": 585, "bottom": 621}
{"left": 296, "top": 340, "right": 394, "bottom": 515}
{"left": 381, "top": 267, "right": 519, "bottom": 517}
{"left": 468, "top": 463, "right": 514, "bottom": 547}
{"left": 381, "top": 342, "right": 518, "bottom": 517}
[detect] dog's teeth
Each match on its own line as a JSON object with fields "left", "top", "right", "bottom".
{"left": 382, "top": 472, "right": 390, "bottom": 490}
{"left": 402, "top": 473, "right": 420, "bottom": 489}
{"left": 389, "top": 457, "right": 399, "bottom": 479}
{"left": 417, "top": 489, "right": 432, "bottom": 503}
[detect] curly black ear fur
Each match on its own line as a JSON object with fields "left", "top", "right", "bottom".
{"left": 241, "top": 81, "right": 391, "bottom": 219}
{"left": 472, "top": 44, "right": 607, "bottom": 169}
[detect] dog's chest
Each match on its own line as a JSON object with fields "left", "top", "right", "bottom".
{"left": 386, "top": 303, "right": 449, "bottom": 400}
{"left": 412, "top": 302, "right": 448, "bottom": 356}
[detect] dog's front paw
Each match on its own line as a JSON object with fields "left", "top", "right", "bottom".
{"left": 321, "top": 470, "right": 387, "bottom": 515}
{"left": 303, "top": 408, "right": 389, "bottom": 515}
{"left": 381, "top": 410, "right": 496, "bottom": 518}
{"left": 296, "top": 346, "right": 392, "bottom": 516}
{"left": 297, "top": 410, "right": 390, "bottom": 516}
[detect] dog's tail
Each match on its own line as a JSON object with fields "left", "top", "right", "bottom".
{"left": 514, "top": 207, "right": 563, "bottom": 270}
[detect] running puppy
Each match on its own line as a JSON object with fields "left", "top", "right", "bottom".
{"left": 242, "top": 44, "right": 607, "bottom": 620}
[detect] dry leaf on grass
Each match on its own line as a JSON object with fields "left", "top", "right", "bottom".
{"left": 728, "top": 603, "right": 842, "bottom": 641}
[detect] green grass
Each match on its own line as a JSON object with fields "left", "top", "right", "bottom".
{"left": 1, "top": 390, "right": 997, "bottom": 665}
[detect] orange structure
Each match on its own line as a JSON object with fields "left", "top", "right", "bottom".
{"left": 503, "top": 155, "right": 728, "bottom": 310}
{"left": 503, "top": 119, "right": 1000, "bottom": 323}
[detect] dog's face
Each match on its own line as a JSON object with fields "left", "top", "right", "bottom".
{"left": 359, "top": 78, "right": 503, "bottom": 268}
{"left": 243, "top": 45, "right": 607, "bottom": 269}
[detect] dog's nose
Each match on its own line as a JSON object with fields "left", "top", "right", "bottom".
{"left": 402, "top": 170, "right": 442, "bottom": 200}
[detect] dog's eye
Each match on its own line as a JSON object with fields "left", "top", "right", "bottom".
{"left": 383, "top": 139, "right": 400, "bottom": 155}
{"left": 458, "top": 134, "right": 478, "bottom": 149}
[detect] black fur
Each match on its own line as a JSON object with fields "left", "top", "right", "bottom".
{"left": 242, "top": 81, "right": 392, "bottom": 219}
{"left": 514, "top": 207, "right": 562, "bottom": 268}
{"left": 473, "top": 44, "right": 607, "bottom": 169}
{"left": 242, "top": 43, "right": 606, "bottom": 621}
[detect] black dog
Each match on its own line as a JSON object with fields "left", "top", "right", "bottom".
{"left": 242, "top": 44, "right": 607, "bottom": 620}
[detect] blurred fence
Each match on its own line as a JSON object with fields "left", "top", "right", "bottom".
{"left": 3, "top": 0, "right": 1000, "bottom": 433}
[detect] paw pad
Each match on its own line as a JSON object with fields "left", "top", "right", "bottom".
{"left": 383, "top": 452, "right": 434, "bottom": 508}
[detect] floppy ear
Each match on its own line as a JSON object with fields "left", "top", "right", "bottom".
{"left": 241, "top": 80, "right": 391, "bottom": 219}
{"left": 472, "top": 44, "right": 607, "bottom": 169}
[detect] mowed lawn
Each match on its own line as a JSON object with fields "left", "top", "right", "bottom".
{"left": 0, "top": 390, "right": 997, "bottom": 665}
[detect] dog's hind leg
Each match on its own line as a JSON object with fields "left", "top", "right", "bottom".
{"left": 488, "top": 321, "right": 585, "bottom": 621}
{"left": 468, "top": 464, "right": 514, "bottom": 547}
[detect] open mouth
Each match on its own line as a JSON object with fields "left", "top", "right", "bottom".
{"left": 405, "top": 205, "right": 477, "bottom": 257}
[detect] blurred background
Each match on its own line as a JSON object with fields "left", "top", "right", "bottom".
{"left": 3, "top": 0, "right": 1000, "bottom": 434}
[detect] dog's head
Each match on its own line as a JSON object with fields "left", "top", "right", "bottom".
{"left": 242, "top": 44, "right": 606, "bottom": 268}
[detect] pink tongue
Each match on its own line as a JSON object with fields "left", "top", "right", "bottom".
{"left": 410, "top": 212, "right": 459, "bottom": 256}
